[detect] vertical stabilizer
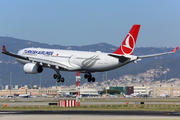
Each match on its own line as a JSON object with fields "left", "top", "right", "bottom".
{"left": 113, "top": 25, "right": 140, "bottom": 55}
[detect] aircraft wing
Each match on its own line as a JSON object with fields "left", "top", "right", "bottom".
{"left": 2, "top": 45, "right": 29, "bottom": 60}
{"left": 138, "top": 47, "right": 179, "bottom": 59}
{"left": 2, "top": 45, "right": 79, "bottom": 71}
{"left": 28, "top": 57, "right": 70, "bottom": 70}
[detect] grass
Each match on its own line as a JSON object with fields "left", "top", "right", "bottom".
{"left": 0, "top": 104, "right": 180, "bottom": 112}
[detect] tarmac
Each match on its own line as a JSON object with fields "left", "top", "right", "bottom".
{"left": 0, "top": 111, "right": 180, "bottom": 120}
{"left": 1, "top": 114, "right": 180, "bottom": 120}
{"left": 0, "top": 97, "right": 180, "bottom": 120}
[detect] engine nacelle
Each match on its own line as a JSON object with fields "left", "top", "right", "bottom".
{"left": 23, "top": 63, "right": 43, "bottom": 74}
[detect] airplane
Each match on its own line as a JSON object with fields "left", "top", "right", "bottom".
{"left": 137, "top": 91, "right": 152, "bottom": 98}
{"left": 122, "top": 93, "right": 133, "bottom": 98}
{"left": 123, "top": 93, "right": 140, "bottom": 98}
{"left": 18, "top": 94, "right": 31, "bottom": 98}
{"left": 2, "top": 25, "right": 179, "bottom": 83}
{"left": 159, "top": 94, "right": 170, "bottom": 98}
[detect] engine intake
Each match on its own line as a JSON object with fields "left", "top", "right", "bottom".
{"left": 23, "top": 63, "right": 43, "bottom": 74}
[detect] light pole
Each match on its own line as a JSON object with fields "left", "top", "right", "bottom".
{"left": 102, "top": 74, "right": 105, "bottom": 95}
{"left": 55, "top": 74, "right": 57, "bottom": 89}
{"left": 106, "top": 72, "right": 108, "bottom": 95}
{"left": 163, "top": 71, "right": 167, "bottom": 86}
{"left": 10, "top": 72, "right": 12, "bottom": 95}
{"left": 0, "top": 79, "right": 2, "bottom": 90}
{"left": 30, "top": 74, "right": 32, "bottom": 89}
{"left": 39, "top": 73, "right": 42, "bottom": 89}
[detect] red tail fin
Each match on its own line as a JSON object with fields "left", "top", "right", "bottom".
{"left": 113, "top": 25, "right": 140, "bottom": 55}
{"left": 2, "top": 45, "right": 7, "bottom": 52}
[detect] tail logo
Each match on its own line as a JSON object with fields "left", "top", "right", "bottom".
{"left": 2, "top": 45, "right": 6, "bottom": 52}
{"left": 121, "top": 33, "right": 135, "bottom": 55}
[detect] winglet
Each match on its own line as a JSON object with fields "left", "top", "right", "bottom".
{"left": 171, "top": 47, "right": 179, "bottom": 52}
{"left": 2, "top": 45, "right": 7, "bottom": 52}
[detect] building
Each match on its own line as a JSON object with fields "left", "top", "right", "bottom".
{"left": 109, "top": 86, "right": 134, "bottom": 95}
{"left": 61, "top": 87, "right": 98, "bottom": 97}
{"left": 153, "top": 86, "right": 180, "bottom": 97}
{"left": 134, "top": 85, "right": 153, "bottom": 95}
{"left": 0, "top": 86, "right": 98, "bottom": 97}
{"left": 0, "top": 86, "right": 61, "bottom": 96}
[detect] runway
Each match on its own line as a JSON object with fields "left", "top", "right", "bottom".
{"left": 1, "top": 98, "right": 180, "bottom": 119}
{"left": 0, "top": 110, "right": 180, "bottom": 116}
{"left": 1, "top": 114, "right": 180, "bottom": 120}
{"left": 0, "top": 110, "right": 180, "bottom": 120}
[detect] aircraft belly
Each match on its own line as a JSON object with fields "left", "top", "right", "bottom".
{"left": 16, "top": 58, "right": 30, "bottom": 65}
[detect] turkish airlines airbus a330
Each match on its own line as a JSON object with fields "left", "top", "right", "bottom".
{"left": 2, "top": 25, "right": 179, "bottom": 83}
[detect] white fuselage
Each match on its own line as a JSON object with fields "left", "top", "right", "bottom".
{"left": 17, "top": 48, "right": 136, "bottom": 73}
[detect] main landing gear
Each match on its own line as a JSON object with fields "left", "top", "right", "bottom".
{"left": 53, "top": 70, "right": 65, "bottom": 83}
{"left": 84, "top": 73, "right": 95, "bottom": 82}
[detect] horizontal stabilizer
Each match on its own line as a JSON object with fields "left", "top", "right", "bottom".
{"left": 138, "top": 47, "right": 179, "bottom": 59}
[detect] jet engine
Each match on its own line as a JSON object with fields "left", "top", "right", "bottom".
{"left": 23, "top": 63, "right": 43, "bottom": 74}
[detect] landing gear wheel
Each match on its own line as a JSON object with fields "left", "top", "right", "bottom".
{"left": 85, "top": 73, "right": 95, "bottom": 82}
{"left": 54, "top": 70, "right": 65, "bottom": 83}
{"left": 53, "top": 74, "right": 61, "bottom": 79}
{"left": 56, "top": 78, "right": 61, "bottom": 83}
{"left": 53, "top": 74, "right": 58, "bottom": 79}
{"left": 88, "top": 77, "right": 91, "bottom": 82}
{"left": 84, "top": 74, "right": 89, "bottom": 79}
{"left": 60, "top": 78, "right": 65, "bottom": 82}
{"left": 91, "top": 77, "right": 95, "bottom": 82}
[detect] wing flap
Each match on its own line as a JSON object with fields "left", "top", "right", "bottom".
{"left": 28, "top": 57, "right": 69, "bottom": 70}
{"left": 29, "top": 57, "right": 81, "bottom": 71}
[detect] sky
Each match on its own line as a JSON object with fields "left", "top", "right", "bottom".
{"left": 0, "top": 0, "right": 180, "bottom": 47}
